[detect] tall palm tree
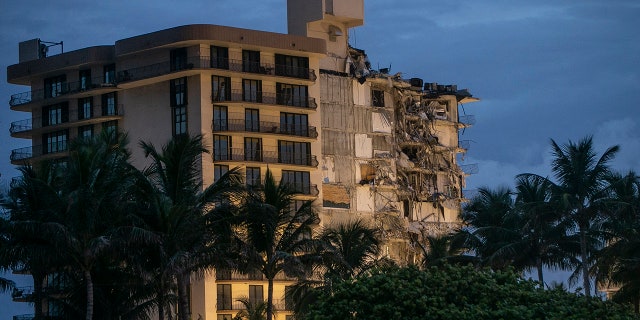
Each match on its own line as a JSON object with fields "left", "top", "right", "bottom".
{"left": 137, "top": 134, "right": 242, "bottom": 320}
{"left": 459, "top": 186, "right": 517, "bottom": 269}
{"left": 547, "top": 136, "right": 619, "bottom": 296}
{"left": 503, "top": 174, "right": 578, "bottom": 285}
{"left": 52, "top": 129, "right": 138, "bottom": 320}
{"left": 595, "top": 171, "right": 640, "bottom": 311}
{"left": 0, "top": 163, "right": 66, "bottom": 318}
{"left": 237, "top": 168, "right": 319, "bottom": 320}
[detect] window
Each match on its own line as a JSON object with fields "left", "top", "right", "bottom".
{"left": 211, "top": 46, "right": 229, "bottom": 69}
{"left": 103, "top": 64, "right": 115, "bottom": 84}
{"left": 246, "top": 167, "right": 261, "bottom": 187}
{"left": 44, "top": 75, "right": 66, "bottom": 98}
{"left": 213, "top": 105, "right": 228, "bottom": 131}
{"left": 244, "top": 137, "right": 262, "bottom": 162}
{"left": 245, "top": 109, "right": 259, "bottom": 132}
{"left": 78, "top": 125, "right": 94, "bottom": 139}
{"left": 279, "top": 141, "right": 310, "bottom": 165}
{"left": 102, "top": 120, "right": 118, "bottom": 134}
{"left": 171, "top": 78, "right": 188, "bottom": 136}
{"left": 281, "top": 170, "right": 311, "bottom": 194}
{"left": 280, "top": 113, "right": 308, "bottom": 136}
{"left": 242, "top": 79, "right": 262, "bottom": 103}
{"left": 78, "top": 97, "right": 93, "bottom": 120}
{"left": 242, "top": 50, "right": 260, "bottom": 73}
{"left": 79, "top": 69, "right": 92, "bottom": 90}
{"left": 249, "top": 285, "right": 263, "bottom": 306}
{"left": 372, "top": 89, "right": 385, "bottom": 107}
{"left": 171, "top": 77, "right": 188, "bottom": 107}
{"left": 102, "top": 92, "right": 117, "bottom": 116}
{"left": 173, "top": 106, "right": 187, "bottom": 136}
{"left": 214, "top": 135, "right": 232, "bottom": 161}
{"left": 277, "top": 83, "right": 308, "bottom": 107}
{"left": 170, "top": 48, "right": 188, "bottom": 71}
{"left": 212, "top": 76, "right": 231, "bottom": 101}
{"left": 43, "top": 130, "right": 68, "bottom": 154}
{"left": 217, "top": 315, "right": 233, "bottom": 320}
{"left": 216, "top": 284, "right": 232, "bottom": 310}
{"left": 42, "top": 103, "right": 68, "bottom": 127}
{"left": 214, "top": 165, "right": 229, "bottom": 182}
{"left": 275, "top": 54, "right": 309, "bottom": 79}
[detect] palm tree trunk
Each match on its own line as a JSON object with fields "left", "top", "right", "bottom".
{"left": 85, "top": 269, "right": 94, "bottom": 320}
{"left": 32, "top": 272, "right": 44, "bottom": 318}
{"left": 536, "top": 257, "right": 544, "bottom": 287}
{"left": 177, "top": 273, "right": 191, "bottom": 320}
{"left": 267, "top": 277, "right": 274, "bottom": 320}
{"left": 579, "top": 228, "right": 591, "bottom": 296}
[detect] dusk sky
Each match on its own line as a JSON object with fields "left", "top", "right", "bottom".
{"left": 1, "top": 0, "right": 639, "bottom": 316}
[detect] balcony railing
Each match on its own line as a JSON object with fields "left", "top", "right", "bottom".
{"left": 12, "top": 314, "right": 65, "bottom": 320}
{"left": 211, "top": 57, "right": 317, "bottom": 81}
{"left": 217, "top": 299, "right": 293, "bottom": 312}
{"left": 10, "top": 104, "right": 124, "bottom": 135}
{"left": 214, "top": 149, "right": 318, "bottom": 168}
{"left": 116, "top": 56, "right": 209, "bottom": 83}
{"left": 458, "top": 140, "right": 471, "bottom": 151}
{"left": 460, "top": 163, "right": 479, "bottom": 175}
{"left": 116, "top": 56, "right": 317, "bottom": 85}
{"left": 11, "top": 286, "right": 33, "bottom": 301}
{"left": 10, "top": 142, "right": 69, "bottom": 162}
{"left": 213, "top": 90, "right": 317, "bottom": 109}
{"left": 459, "top": 115, "right": 476, "bottom": 126}
{"left": 212, "top": 119, "right": 317, "bottom": 138}
{"left": 216, "top": 269, "right": 297, "bottom": 281}
{"left": 9, "top": 76, "right": 116, "bottom": 107}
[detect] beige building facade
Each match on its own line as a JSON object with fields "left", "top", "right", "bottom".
{"left": 7, "top": 0, "right": 477, "bottom": 319}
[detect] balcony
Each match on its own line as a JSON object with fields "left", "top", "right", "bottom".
{"left": 458, "top": 140, "right": 471, "bottom": 152}
{"left": 116, "top": 56, "right": 316, "bottom": 86}
{"left": 460, "top": 163, "right": 479, "bottom": 175}
{"left": 214, "top": 149, "right": 319, "bottom": 168}
{"left": 12, "top": 315, "right": 64, "bottom": 320}
{"left": 9, "top": 105, "right": 124, "bottom": 138}
{"left": 216, "top": 269, "right": 297, "bottom": 281}
{"left": 458, "top": 115, "right": 476, "bottom": 127}
{"left": 217, "top": 298, "right": 293, "bottom": 312}
{"left": 213, "top": 90, "right": 317, "bottom": 110}
{"left": 11, "top": 286, "right": 33, "bottom": 302}
{"left": 9, "top": 76, "right": 117, "bottom": 108}
{"left": 10, "top": 142, "right": 69, "bottom": 164}
{"left": 211, "top": 57, "right": 317, "bottom": 81}
{"left": 212, "top": 119, "right": 317, "bottom": 139}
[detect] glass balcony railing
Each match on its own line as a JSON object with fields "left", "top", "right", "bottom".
{"left": 212, "top": 119, "right": 317, "bottom": 138}
{"left": 9, "top": 76, "right": 116, "bottom": 107}
{"left": 9, "top": 105, "right": 124, "bottom": 135}
{"left": 213, "top": 148, "right": 318, "bottom": 168}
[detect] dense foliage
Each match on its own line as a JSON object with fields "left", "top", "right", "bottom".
{"left": 304, "top": 265, "right": 638, "bottom": 320}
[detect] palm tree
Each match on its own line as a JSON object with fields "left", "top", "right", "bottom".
{"left": 233, "top": 297, "right": 268, "bottom": 320}
{"left": 546, "top": 136, "right": 619, "bottom": 296}
{"left": 0, "top": 163, "right": 66, "bottom": 318}
{"left": 416, "top": 233, "right": 476, "bottom": 268}
{"left": 237, "top": 168, "right": 319, "bottom": 320}
{"left": 319, "top": 219, "right": 382, "bottom": 281}
{"left": 137, "top": 134, "right": 243, "bottom": 320}
{"left": 51, "top": 129, "right": 138, "bottom": 320}
{"left": 504, "top": 174, "right": 578, "bottom": 285}
{"left": 595, "top": 171, "right": 640, "bottom": 311}
{"left": 458, "top": 186, "right": 517, "bottom": 269}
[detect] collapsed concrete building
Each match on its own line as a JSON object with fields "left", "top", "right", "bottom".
{"left": 6, "top": 0, "right": 478, "bottom": 318}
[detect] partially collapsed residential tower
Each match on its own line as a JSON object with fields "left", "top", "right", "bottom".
{"left": 6, "top": 0, "right": 478, "bottom": 319}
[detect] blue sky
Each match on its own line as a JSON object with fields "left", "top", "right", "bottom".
{"left": 1, "top": 0, "right": 640, "bottom": 316}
